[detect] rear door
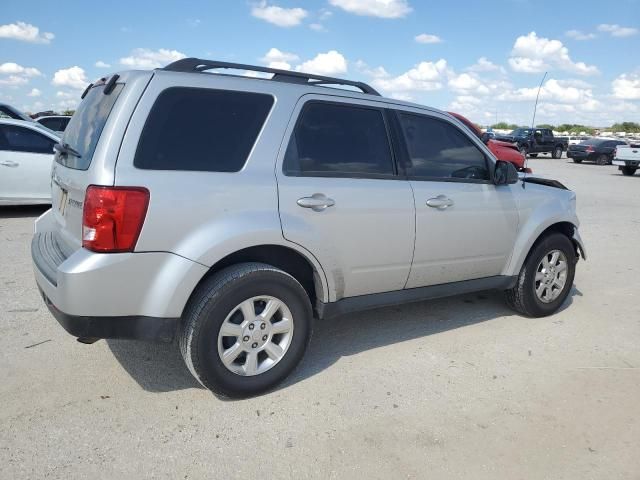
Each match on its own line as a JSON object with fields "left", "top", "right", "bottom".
{"left": 0, "top": 124, "right": 56, "bottom": 202}
{"left": 394, "top": 110, "right": 519, "bottom": 288}
{"left": 277, "top": 97, "right": 415, "bottom": 300}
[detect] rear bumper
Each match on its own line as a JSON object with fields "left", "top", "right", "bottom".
{"left": 40, "top": 287, "right": 178, "bottom": 342}
{"left": 31, "top": 210, "right": 208, "bottom": 339}
{"left": 566, "top": 151, "right": 591, "bottom": 160}
{"left": 613, "top": 160, "right": 639, "bottom": 167}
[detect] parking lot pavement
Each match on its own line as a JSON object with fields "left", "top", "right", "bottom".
{"left": 1, "top": 159, "right": 639, "bottom": 479}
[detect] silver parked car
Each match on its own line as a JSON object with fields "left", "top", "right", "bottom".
{"left": 31, "top": 59, "right": 586, "bottom": 397}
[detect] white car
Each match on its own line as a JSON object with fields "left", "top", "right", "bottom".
{"left": 613, "top": 143, "right": 640, "bottom": 176}
{"left": 0, "top": 118, "right": 60, "bottom": 205}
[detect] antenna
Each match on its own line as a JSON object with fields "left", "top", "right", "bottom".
{"left": 522, "top": 71, "right": 547, "bottom": 188}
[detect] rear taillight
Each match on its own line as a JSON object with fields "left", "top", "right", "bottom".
{"left": 82, "top": 186, "right": 150, "bottom": 253}
{"left": 585, "top": 145, "right": 594, "bottom": 152}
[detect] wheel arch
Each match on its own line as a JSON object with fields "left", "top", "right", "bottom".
{"left": 505, "top": 220, "right": 583, "bottom": 277}
{"left": 184, "top": 244, "right": 328, "bottom": 317}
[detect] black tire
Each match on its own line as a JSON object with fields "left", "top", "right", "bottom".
{"left": 572, "top": 158, "right": 582, "bottom": 164}
{"left": 596, "top": 154, "right": 610, "bottom": 166}
{"left": 179, "top": 262, "right": 313, "bottom": 398}
{"left": 621, "top": 166, "right": 637, "bottom": 176}
{"left": 552, "top": 146, "right": 563, "bottom": 159}
{"left": 505, "top": 233, "right": 577, "bottom": 317}
{"left": 529, "top": 153, "right": 538, "bottom": 158}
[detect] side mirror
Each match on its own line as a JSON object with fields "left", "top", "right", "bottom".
{"left": 480, "top": 132, "right": 491, "bottom": 145}
{"left": 494, "top": 160, "right": 519, "bottom": 185}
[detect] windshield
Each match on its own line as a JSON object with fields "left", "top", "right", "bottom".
{"left": 512, "top": 128, "right": 531, "bottom": 136}
{"left": 56, "top": 83, "right": 124, "bottom": 170}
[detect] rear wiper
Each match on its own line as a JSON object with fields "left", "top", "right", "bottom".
{"left": 54, "top": 142, "right": 82, "bottom": 158}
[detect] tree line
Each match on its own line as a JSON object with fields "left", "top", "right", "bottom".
{"left": 489, "top": 121, "right": 640, "bottom": 134}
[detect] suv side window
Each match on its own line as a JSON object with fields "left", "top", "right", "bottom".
{"left": 283, "top": 102, "right": 394, "bottom": 177}
{"left": 0, "top": 125, "right": 55, "bottom": 154}
{"left": 135, "top": 87, "right": 274, "bottom": 172}
{"left": 397, "top": 112, "right": 489, "bottom": 181}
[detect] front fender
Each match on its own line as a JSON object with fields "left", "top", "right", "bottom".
{"left": 503, "top": 185, "right": 580, "bottom": 276}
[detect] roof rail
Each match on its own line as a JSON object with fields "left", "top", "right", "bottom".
{"left": 162, "top": 57, "right": 381, "bottom": 96}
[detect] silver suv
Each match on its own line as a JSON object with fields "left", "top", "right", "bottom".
{"left": 32, "top": 59, "right": 586, "bottom": 397}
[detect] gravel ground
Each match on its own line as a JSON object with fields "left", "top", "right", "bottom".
{"left": 1, "top": 158, "right": 639, "bottom": 479}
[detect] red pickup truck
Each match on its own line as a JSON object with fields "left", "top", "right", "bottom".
{"left": 449, "top": 112, "right": 528, "bottom": 172}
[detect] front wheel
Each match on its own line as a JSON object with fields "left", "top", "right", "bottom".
{"left": 621, "top": 166, "right": 637, "bottom": 176}
{"left": 572, "top": 158, "right": 582, "bottom": 164}
{"left": 179, "top": 263, "right": 313, "bottom": 398}
{"left": 552, "top": 146, "right": 563, "bottom": 159}
{"left": 505, "top": 233, "right": 577, "bottom": 317}
{"left": 596, "top": 154, "right": 610, "bottom": 166}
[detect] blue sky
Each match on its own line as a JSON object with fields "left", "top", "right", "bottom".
{"left": 1, "top": 0, "right": 639, "bottom": 126}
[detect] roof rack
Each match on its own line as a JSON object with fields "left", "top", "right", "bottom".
{"left": 162, "top": 57, "right": 381, "bottom": 96}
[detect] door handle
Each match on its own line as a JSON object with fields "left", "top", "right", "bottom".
{"left": 297, "top": 193, "right": 335, "bottom": 212}
{"left": 426, "top": 195, "right": 454, "bottom": 209}
{"left": 0, "top": 160, "right": 19, "bottom": 168}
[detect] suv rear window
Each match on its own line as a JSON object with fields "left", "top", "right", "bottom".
{"left": 134, "top": 87, "right": 274, "bottom": 172}
{"left": 57, "top": 84, "right": 124, "bottom": 170}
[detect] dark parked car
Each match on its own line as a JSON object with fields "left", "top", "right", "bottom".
{"left": 567, "top": 138, "right": 628, "bottom": 165}
{"left": 496, "top": 128, "right": 568, "bottom": 158}
{"left": 36, "top": 115, "right": 72, "bottom": 133}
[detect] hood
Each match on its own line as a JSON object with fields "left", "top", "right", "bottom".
{"left": 491, "top": 139, "right": 518, "bottom": 148}
{"left": 521, "top": 176, "right": 568, "bottom": 190}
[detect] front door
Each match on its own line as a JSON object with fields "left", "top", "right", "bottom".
{"left": 277, "top": 98, "right": 415, "bottom": 300}
{"left": 394, "top": 110, "right": 519, "bottom": 288}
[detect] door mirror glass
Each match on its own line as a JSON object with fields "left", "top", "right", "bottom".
{"left": 494, "top": 160, "right": 519, "bottom": 185}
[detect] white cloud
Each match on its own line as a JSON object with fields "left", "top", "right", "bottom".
{"left": 355, "top": 60, "right": 390, "bottom": 79}
{"left": 119, "top": 48, "right": 186, "bottom": 69}
{"left": 27, "top": 88, "right": 41, "bottom": 97}
{"left": 260, "top": 48, "right": 299, "bottom": 70}
{"left": 467, "top": 57, "right": 502, "bottom": 73}
{"left": 565, "top": 29, "right": 596, "bottom": 40}
{"left": 497, "top": 79, "right": 598, "bottom": 108}
{"left": 371, "top": 59, "right": 451, "bottom": 96}
{"left": 508, "top": 32, "right": 599, "bottom": 76}
{"left": 612, "top": 73, "right": 640, "bottom": 100}
{"left": 251, "top": 2, "right": 308, "bottom": 27}
{"left": 448, "top": 73, "right": 489, "bottom": 95}
{"left": 597, "top": 24, "right": 638, "bottom": 37}
{"left": 0, "top": 21, "right": 54, "bottom": 44}
{"left": 296, "top": 50, "right": 347, "bottom": 75}
{"left": 0, "top": 62, "right": 41, "bottom": 77}
{"left": 52, "top": 66, "right": 88, "bottom": 90}
{"left": 329, "top": 0, "right": 411, "bottom": 18}
{"left": 0, "top": 62, "right": 42, "bottom": 87}
{"left": 414, "top": 33, "right": 442, "bottom": 44}
{"left": 309, "top": 23, "right": 327, "bottom": 32}
{"left": 95, "top": 60, "right": 111, "bottom": 68}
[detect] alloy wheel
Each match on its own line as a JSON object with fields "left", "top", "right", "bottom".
{"left": 534, "top": 250, "right": 568, "bottom": 303}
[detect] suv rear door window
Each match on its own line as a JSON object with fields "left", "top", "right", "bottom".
{"left": 58, "top": 83, "right": 124, "bottom": 170}
{"left": 283, "top": 102, "right": 394, "bottom": 177}
{"left": 134, "top": 87, "right": 274, "bottom": 172}
{"left": 398, "top": 112, "right": 489, "bottom": 181}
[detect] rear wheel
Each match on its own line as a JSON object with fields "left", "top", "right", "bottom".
{"left": 505, "top": 233, "right": 577, "bottom": 317}
{"left": 529, "top": 153, "right": 538, "bottom": 158}
{"left": 180, "top": 263, "right": 313, "bottom": 398}
{"left": 621, "top": 166, "right": 637, "bottom": 176}
{"left": 596, "top": 154, "right": 610, "bottom": 165}
{"left": 552, "top": 146, "right": 563, "bottom": 159}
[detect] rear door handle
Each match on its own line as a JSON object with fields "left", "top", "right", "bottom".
{"left": 297, "top": 193, "right": 335, "bottom": 212}
{"left": 0, "top": 160, "right": 19, "bottom": 168}
{"left": 426, "top": 195, "right": 454, "bottom": 209}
